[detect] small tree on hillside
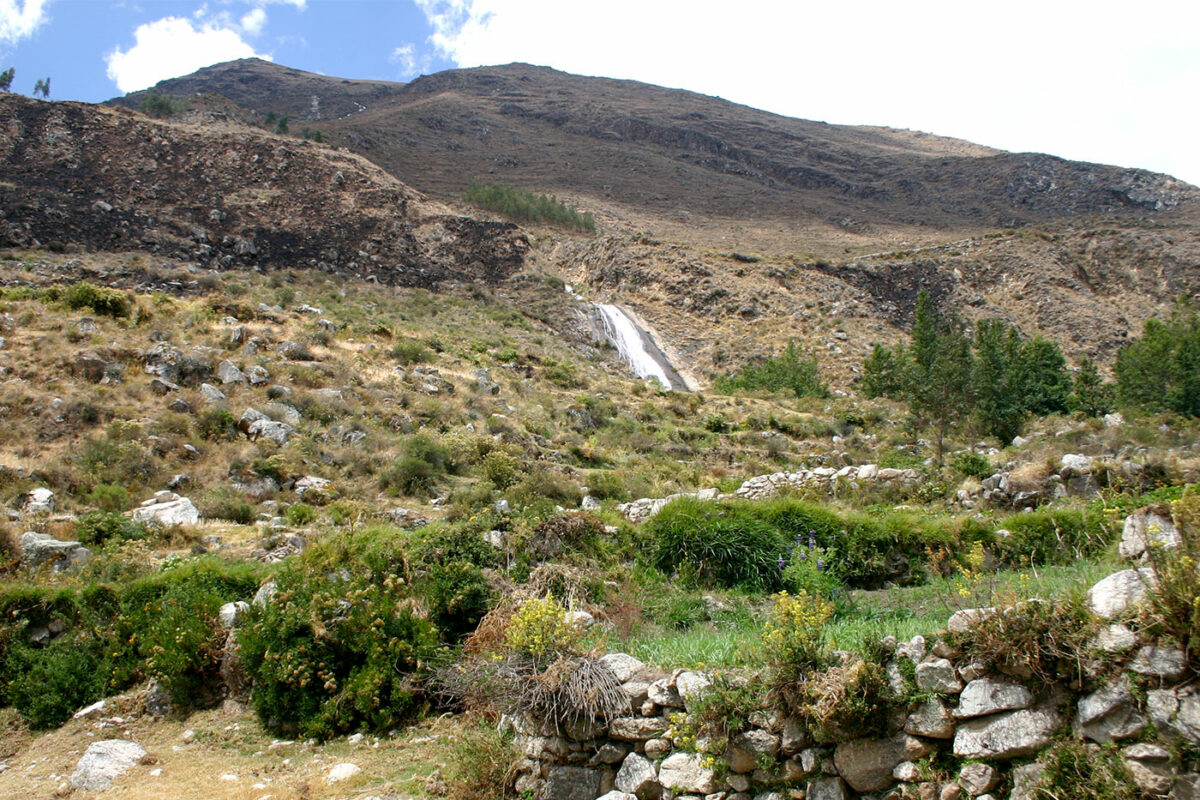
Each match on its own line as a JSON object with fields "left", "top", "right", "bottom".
{"left": 0, "top": 68, "right": 14, "bottom": 92}
{"left": 32, "top": 77, "right": 50, "bottom": 98}
{"left": 1069, "top": 357, "right": 1113, "bottom": 417}
{"left": 1116, "top": 298, "right": 1200, "bottom": 416}
{"left": 905, "top": 291, "right": 975, "bottom": 466}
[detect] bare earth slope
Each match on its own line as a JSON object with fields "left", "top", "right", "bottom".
{"left": 0, "top": 93, "right": 527, "bottom": 286}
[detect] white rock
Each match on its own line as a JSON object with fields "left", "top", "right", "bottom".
{"left": 1103, "top": 413, "right": 1125, "bottom": 428}
{"left": 947, "top": 607, "right": 996, "bottom": 633}
{"left": 20, "top": 531, "right": 92, "bottom": 572}
{"left": 916, "top": 658, "right": 962, "bottom": 694}
{"left": 675, "top": 670, "right": 713, "bottom": 711}
{"left": 953, "top": 707, "right": 1061, "bottom": 759}
{"left": 958, "top": 762, "right": 998, "bottom": 796}
{"left": 1087, "top": 568, "right": 1154, "bottom": 619}
{"left": 219, "top": 601, "right": 250, "bottom": 630}
{"left": 614, "top": 752, "right": 656, "bottom": 797}
{"left": 598, "top": 653, "right": 646, "bottom": 683}
{"left": 1091, "top": 624, "right": 1138, "bottom": 653}
{"left": 70, "top": 739, "right": 147, "bottom": 791}
{"left": 1077, "top": 678, "right": 1146, "bottom": 743}
{"left": 1060, "top": 454, "right": 1092, "bottom": 477}
{"left": 130, "top": 496, "right": 200, "bottom": 527}
{"left": 73, "top": 700, "right": 108, "bottom": 720}
{"left": 954, "top": 678, "right": 1033, "bottom": 719}
{"left": 326, "top": 763, "right": 361, "bottom": 783}
{"left": 658, "top": 752, "right": 719, "bottom": 794}
{"left": 24, "top": 487, "right": 54, "bottom": 514}
{"left": 1119, "top": 509, "right": 1181, "bottom": 560}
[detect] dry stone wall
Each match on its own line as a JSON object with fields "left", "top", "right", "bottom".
{"left": 514, "top": 509, "right": 1199, "bottom": 800}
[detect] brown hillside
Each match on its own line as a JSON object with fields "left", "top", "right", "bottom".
{"left": 0, "top": 93, "right": 527, "bottom": 286}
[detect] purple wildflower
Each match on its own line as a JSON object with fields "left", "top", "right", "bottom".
{"left": 816, "top": 558, "right": 825, "bottom": 572}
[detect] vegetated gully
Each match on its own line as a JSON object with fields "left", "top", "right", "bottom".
{"left": 593, "top": 303, "right": 689, "bottom": 391}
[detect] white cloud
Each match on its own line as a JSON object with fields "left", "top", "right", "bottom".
{"left": 390, "top": 43, "right": 426, "bottom": 79}
{"left": 413, "top": 0, "right": 1200, "bottom": 185}
{"left": 254, "top": 0, "right": 305, "bottom": 7}
{"left": 0, "top": 0, "right": 49, "bottom": 44}
{"left": 240, "top": 7, "right": 267, "bottom": 36}
{"left": 105, "top": 16, "right": 270, "bottom": 93}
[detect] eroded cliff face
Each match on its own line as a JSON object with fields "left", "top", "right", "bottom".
{"left": 0, "top": 95, "right": 527, "bottom": 287}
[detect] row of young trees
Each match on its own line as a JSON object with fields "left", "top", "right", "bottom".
{"left": 862, "top": 292, "right": 1109, "bottom": 462}
{"left": 861, "top": 292, "right": 1200, "bottom": 461}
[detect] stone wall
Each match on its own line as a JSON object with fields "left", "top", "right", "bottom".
{"left": 512, "top": 510, "right": 1199, "bottom": 800}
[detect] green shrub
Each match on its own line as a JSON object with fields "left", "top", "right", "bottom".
{"left": 390, "top": 337, "right": 432, "bottom": 365}
{"left": 197, "top": 407, "right": 238, "bottom": 441}
{"left": 714, "top": 339, "right": 826, "bottom": 399}
{"left": 202, "top": 492, "right": 256, "bottom": 524}
{"left": 649, "top": 497, "right": 789, "bottom": 590}
{"left": 139, "top": 89, "right": 180, "bottom": 118}
{"left": 73, "top": 511, "right": 148, "bottom": 546}
{"left": 380, "top": 435, "right": 453, "bottom": 497}
{"left": 63, "top": 282, "right": 131, "bottom": 318}
{"left": 585, "top": 469, "right": 629, "bottom": 502}
{"left": 995, "top": 506, "right": 1112, "bottom": 566}
{"left": 949, "top": 451, "right": 993, "bottom": 479}
{"left": 124, "top": 560, "right": 258, "bottom": 707}
{"left": 285, "top": 503, "right": 316, "bottom": 526}
{"left": 441, "top": 715, "right": 518, "bottom": 800}
{"left": 88, "top": 483, "right": 131, "bottom": 512}
{"left": 409, "top": 520, "right": 499, "bottom": 571}
{"left": 1141, "top": 495, "right": 1200, "bottom": 677}
{"left": 950, "top": 597, "right": 1096, "bottom": 685}
{"left": 481, "top": 449, "right": 523, "bottom": 489}
{"left": 239, "top": 560, "right": 437, "bottom": 738}
{"left": 3, "top": 634, "right": 110, "bottom": 728}
{"left": 464, "top": 182, "right": 596, "bottom": 232}
{"left": 780, "top": 533, "right": 841, "bottom": 598}
{"left": 543, "top": 359, "right": 582, "bottom": 388}
{"left": 425, "top": 561, "right": 493, "bottom": 641}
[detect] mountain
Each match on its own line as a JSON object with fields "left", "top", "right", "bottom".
{"left": 115, "top": 60, "right": 1197, "bottom": 242}
{"left": 57, "top": 59, "right": 1200, "bottom": 385}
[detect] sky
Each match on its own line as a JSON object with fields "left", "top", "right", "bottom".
{"left": 2, "top": 0, "right": 1199, "bottom": 186}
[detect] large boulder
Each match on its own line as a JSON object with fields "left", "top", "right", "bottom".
{"left": 20, "top": 531, "right": 92, "bottom": 571}
{"left": 833, "top": 734, "right": 934, "bottom": 793}
{"left": 1119, "top": 508, "right": 1181, "bottom": 560}
{"left": 70, "top": 739, "right": 147, "bottom": 791}
{"left": 216, "top": 359, "right": 246, "bottom": 385}
{"left": 1087, "top": 568, "right": 1154, "bottom": 619}
{"left": 130, "top": 492, "right": 200, "bottom": 526}
{"left": 598, "top": 653, "right": 646, "bottom": 683}
{"left": 953, "top": 707, "right": 1061, "bottom": 759}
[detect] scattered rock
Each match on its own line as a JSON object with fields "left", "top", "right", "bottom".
{"left": 23, "top": 487, "right": 55, "bottom": 515}
{"left": 216, "top": 360, "right": 246, "bottom": 385}
{"left": 905, "top": 699, "right": 956, "bottom": 739}
{"left": 1130, "top": 645, "right": 1187, "bottom": 681}
{"left": 326, "top": 763, "right": 361, "bottom": 783}
{"left": 70, "top": 739, "right": 148, "bottom": 791}
{"left": 247, "top": 419, "right": 294, "bottom": 444}
{"left": 199, "top": 383, "right": 227, "bottom": 403}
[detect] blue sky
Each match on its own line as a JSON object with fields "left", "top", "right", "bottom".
{"left": 2, "top": 0, "right": 1200, "bottom": 187}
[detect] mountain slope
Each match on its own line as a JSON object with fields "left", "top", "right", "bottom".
{"left": 0, "top": 93, "right": 527, "bottom": 286}
{"left": 117, "top": 59, "right": 1198, "bottom": 239}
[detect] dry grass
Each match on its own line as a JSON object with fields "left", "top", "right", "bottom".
{"left": 0, "top": 701, "right": 482, "bottom": 800}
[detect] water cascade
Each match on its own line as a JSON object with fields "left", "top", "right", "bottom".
{"left": 594, "top": 303, "right": 688, "bottom": 390}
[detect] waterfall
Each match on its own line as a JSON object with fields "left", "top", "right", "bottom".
{"left": 594, "top": 303, "right": 687, "bottom": 390}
